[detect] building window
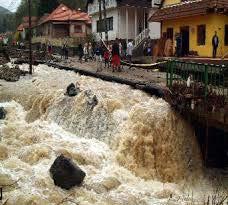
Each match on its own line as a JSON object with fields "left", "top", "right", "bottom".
{"left": 197, "top": 25, "right": 206, "bottom": 45}
{"left": 97, "top": 17, "right": 113, "bottom": 32}
{"left": 167, "top": 28, "right": 173, "bottom": 40}
{"left": 225, "top": 25, "right": 228, "bottom": 46}
{"left": 75, "top": 25, "right": 82, "bottom": 33}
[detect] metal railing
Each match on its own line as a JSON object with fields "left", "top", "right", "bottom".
{"left": 134, "top": 28, "right": 150, "bottom": 49}
{"left": 166, "top": 59, "right": 228, "bottom": 98}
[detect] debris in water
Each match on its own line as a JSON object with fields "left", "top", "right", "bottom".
{"left": 84, "top": 90, "right": 98, "bottom": 109}
{"left": 0, "top": 65, "right": 28, "bottom": 82}
{"left": 65, "top": 83, "right": 80, "bottom": 97}
{"left": 50, "top": 155, "right": 86, "bottom": 190}
{"left": 0, "top": 107, "right": 6, "bottom": 119}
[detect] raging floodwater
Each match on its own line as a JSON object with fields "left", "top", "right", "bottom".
{"left": 0, "top": 64, "right": 226, "bottom": 205}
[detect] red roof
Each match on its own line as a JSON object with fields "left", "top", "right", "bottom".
{"left": 41, "top": 4, "right": 91, "bottom": 24}
{"left": 17, "top": 16, "right": 38, "bottom": 31}
{"left": 70, "top": 9, "right": 91, "bottom": 23}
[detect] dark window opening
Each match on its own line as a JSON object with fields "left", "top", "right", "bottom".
{"left": 167, "top": 28, "right": 174, "bottom": 40}
{"left": 145, "top": 13, "right": 148, "bottom": 29}
{"left": 75, "top": 25, "right": 82, "bottom": 33}
{"left": 225, "top": 25, "right": 228, "bottom": 46}
{"left": 97, "top": 17, "right": 113, "bottom": 32}
{"left": 197, "top": 25, "right": 206, "bottom": 45}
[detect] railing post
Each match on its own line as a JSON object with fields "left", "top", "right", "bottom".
{"left": 204, "top": 64, "right": 208, "bottom": 99}
{"left": 166, "top": 60, "right": 170, "bottom": 87}
{"left": 167, "top": 60, "right": 173, "bottom": 87}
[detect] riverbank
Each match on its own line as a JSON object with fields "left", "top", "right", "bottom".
{"left": 1, "top": 63, "right": 227, "bottom": 204}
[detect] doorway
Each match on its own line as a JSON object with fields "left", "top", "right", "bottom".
{"left": 180, "top": 26, "right": 189, "bottom": 56}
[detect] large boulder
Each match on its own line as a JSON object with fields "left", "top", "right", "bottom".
{"left": 50, "top": 155, "right": 86, "bottom": 190}
{"left": 0, "top": 65, "right": 21, "bottom": 82}
{"left": 0, "top": 107, "right": 6, "bottom": 120}
{"left": 65, "top": 83, "right": 80, "bottom": 97}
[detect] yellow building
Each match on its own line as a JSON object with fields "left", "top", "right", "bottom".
{"left": 149, "top": 0, "right": 228, "bottom": 58}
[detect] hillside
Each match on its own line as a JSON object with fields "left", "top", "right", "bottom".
{"left": 0, "top": 6, "right": 11, "bottom": 14}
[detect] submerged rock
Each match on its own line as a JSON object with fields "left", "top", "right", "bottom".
{"left": 85, "top": 90, "right": 98, "bottom": 109}
{"left": 0, "top": 107, "right": 6, "bottom": 119}
{"left": 65, "top": 83, "right": 80, "bottom": 97}
{"left": 50, "top": 155, "right": 86, "bottom": 190}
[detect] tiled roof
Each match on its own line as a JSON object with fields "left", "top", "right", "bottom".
{"left": 41, "top": 4, "right": 91, "bottom": 24}
{"left": 70, "top": 10, "right": 91, "bottom": 22}
{"left": 149, "top": 0, "right": 228, "bottom": 22}
{"left": 17, "top": 16, "right": 38, "bottom": 30}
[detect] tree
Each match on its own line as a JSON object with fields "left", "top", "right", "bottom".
{"left": 102, "top": 0, "right": 108, "bottom": 41}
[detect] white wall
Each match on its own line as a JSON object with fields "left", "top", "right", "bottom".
{"left": 148, "top": 9, "right": 161, "bottom": 39}
{"left": 149, "top": 22, "right": 161, "bottom": 39}
{"left": 88, "top": 0, "right": 117, "bottom": 15}
{"left": 88, "top": 0, "right": 161, "bottom": 41}
{"left": 91, "top": 9, "right": 118, "bottom": 41}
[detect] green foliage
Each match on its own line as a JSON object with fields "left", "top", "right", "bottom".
{"left": 0, "top": 0, "right": 86, "bottom": 33}
{"left": 0, "top": 7, "right": 15, "bottom": 33}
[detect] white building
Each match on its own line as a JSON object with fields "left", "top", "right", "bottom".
{"left": 87, "top": 0, "right": 161, "bottom": 42}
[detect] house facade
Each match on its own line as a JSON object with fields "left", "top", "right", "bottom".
{"left": 87, "top": 0, "right": 161, "bottom": 41}
{"left": 36, "top": 4, "right": 91, "bottom": 39}
{"left": 17, "top": 16, "right": 38, "bottom": 39}
{"left": 150, "top": 0, "right": 228, "bottom": 57}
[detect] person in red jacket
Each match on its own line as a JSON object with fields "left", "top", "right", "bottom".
{"left": 111, "top": 38, "right": 120, "bottom": 72}
{"left": 104, "top": 43, "right": 110, "bottom": 69}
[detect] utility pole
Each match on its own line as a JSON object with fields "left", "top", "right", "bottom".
{"left": 102, "top": 0, "right": 108, "bottom": 42}
{"left": 28, "top": 0, "right": 32, "bottom": 74}
{"left": 98, "top": 0, "right": 102, "bottom": 39}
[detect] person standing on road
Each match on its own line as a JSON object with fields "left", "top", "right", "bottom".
{"left": 127, "top": 40, "right": 134, "bottom": 63}
{"left": 104, "top": 43, "right": 110, "bottom": 69}
{"left": 212, "top": 31, "right": 219, "bottom": 58}
{"left": 65, "top": 43, "right": 69, "bottom": 60}
{"left": 47, "top": 41, "right": 52, "bottom": 61}
{"left": 95, "top": 43, "right": 103, "bottom": 72}
{"left": 112, "top": 38, "right": 121, "bottom": 72}
{"left": 78, "top": 43, "right": 84, "bottom": 63}
{"left": 88, "top": 42, "right": 93, "bottom": 61}
{"left": 61, "top": 42, "right": 65, "bottom": 59}
{"left": 119, "top": 40, "right": 123, "bottom": 58}
{"left": 83, "top": 43, "right": 88, "bottom": 62}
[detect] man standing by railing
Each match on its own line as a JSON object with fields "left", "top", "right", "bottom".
{"left": 212, "top": 31, "right": 219, "bottom": 58}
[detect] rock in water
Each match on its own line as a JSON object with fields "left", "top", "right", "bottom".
{"left": 50, "top": 155, "right": 86, "bottom": 190}
{"left": 0, "top": 107, "right": 6, "bottom": 119}
{"left": 66, "top": 83, "right": 80, "bottom": 97}
{"left": 85, "top": 90, "right": 98, "bottom": 109}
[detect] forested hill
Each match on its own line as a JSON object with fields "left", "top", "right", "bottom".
{"left": 0, "top": 0, "right": 86, "bottom": 33}
{"left": 0, "top": 6, "right": 14, "bottom": 33}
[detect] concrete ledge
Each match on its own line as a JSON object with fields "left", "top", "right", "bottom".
{"left": 46, "top": 62, "right": 166, "bottom": 98}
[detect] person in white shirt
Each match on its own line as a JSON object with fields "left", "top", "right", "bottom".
{"left": 83, "top": 43, "right": 88, "bottom": 62}
{"left": 119, "top": 41, "right": 123, "bottom": 58}
{"left": 127, "top": 40, "right": 134, "bottom": 63}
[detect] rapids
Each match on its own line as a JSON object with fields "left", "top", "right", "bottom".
{"left": 0, "top": 64, "right": 226, "bottom": 205}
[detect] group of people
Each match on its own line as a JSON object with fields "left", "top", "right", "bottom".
{"left": 77, "top": 38, "right": 134, "bottom": 72}
{"left": 78, "top": 42, "right": 94, "bottom": 63}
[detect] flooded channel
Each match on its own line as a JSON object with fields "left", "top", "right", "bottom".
{"left": 0, "top": 64, "right": 226, "bottom": 205}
